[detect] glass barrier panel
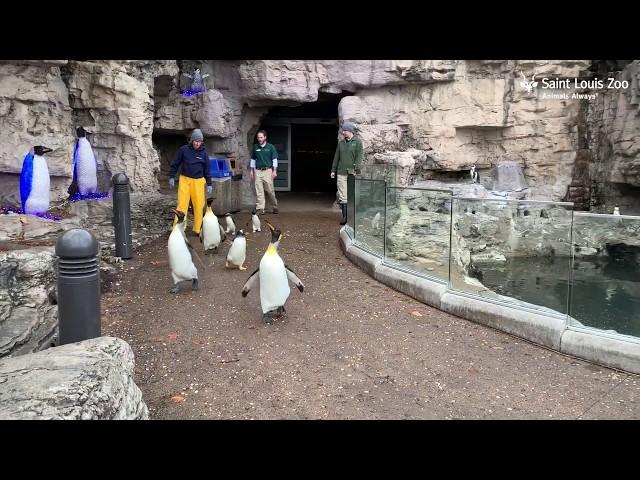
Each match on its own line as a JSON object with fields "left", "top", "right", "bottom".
{"left": 384, "top": 186, "right": 452, "bottom": 283}
{"left": 449, "top": 197, "right": 574, "bottom": 317}
{"left": 354, "top": 178, "right": 386, "bottom": 257}
{"left": 570, "top": 213, "right": 640, "bottom": 339}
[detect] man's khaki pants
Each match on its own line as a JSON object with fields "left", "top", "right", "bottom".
{"left": 337, "top": 174, "right": 348, "bottom": 204}
{"left": 255, "top": 168, "right": 278, "bottom": 210}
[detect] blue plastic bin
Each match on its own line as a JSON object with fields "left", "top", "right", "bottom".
{"left": 210, "top": 158, "right": 232, "bottom": 178}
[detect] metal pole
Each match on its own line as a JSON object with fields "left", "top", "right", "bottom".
{"left": 112, "top": 173, "right": 133, "bottom": 259}
{"left": 55, "top": 228, "right": 101, "bottom": 345}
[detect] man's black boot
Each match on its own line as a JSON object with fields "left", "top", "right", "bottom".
{"left": 340, "top": 203, "right": 347, "bottom": 225}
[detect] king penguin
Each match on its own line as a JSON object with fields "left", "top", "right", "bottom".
{"left": 251, "top": 209, "right": 261, "bottom": 233}
{"left": 241, "top": 221, "right": 304, "bottom": 324}
{"left": 20, "top": 145, "right": 53, "bottom": 216}
{"left": 200, "top": 198, "right": 226, "bottom": 254}
{"left": 73, "top": 127, "right": 98, "bottom": 196}
{"left": 225, "top": 213, "right": 236, "bottom": 234}
{"left": 168, "top": 209, "right": 198, "bottom": 293}
{"left": 226, "top": 229, "right": 247, "bottom": 270}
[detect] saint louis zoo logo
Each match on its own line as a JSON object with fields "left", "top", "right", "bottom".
{"left": 517, "top": 71, "right": 629, "bottom": 100}
{"left": 519, "top": 72, "right": 538, "bottom": 94}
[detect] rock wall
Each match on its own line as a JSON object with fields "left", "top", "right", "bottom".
{"left": 2, "top": 59, "right": 639, "bottom": 211}
{"left": 587, "top": 60, "right": 640, "bottom": 214}
{"left": 0, "top": 336, "right": 148, "bottom": 420}
{"left": 0, "top": 60, "right": 177, "bottom": 206}
{"left": 0, "top": 247, "right": 57, "bottom": 358}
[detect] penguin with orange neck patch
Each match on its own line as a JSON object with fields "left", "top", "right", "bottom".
{"left": 241, "top": 220, "right": 304, "bottom": 324}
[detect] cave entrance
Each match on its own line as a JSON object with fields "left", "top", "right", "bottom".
{"left": 258, "top": 92, "right": 346, "bottom": 193}
{"left": 152, "top": 131, "right": 189, "bottom": 191}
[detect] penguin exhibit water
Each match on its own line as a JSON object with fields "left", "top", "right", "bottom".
{"left": 200, "top": 198, "right": 226, "bottom": 254}
{"left": 225, "top": 213, "right": 236, "bottom": 234}
{"left": 168, "top": 209, "right": 199, "bottom": 293}
{"left": 251, "top": 209, "right": 261, "bottom": 232}
{"left": 20, "top": 145, "right": 53, "bottom": 216}
{"left": 241, "top": 220, "right": 304, "bottom": 324}
{"left": 226, "top": 229, "right": 247, "bottom": 270}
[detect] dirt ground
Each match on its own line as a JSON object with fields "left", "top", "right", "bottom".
{"left": 101, "top": 194, "right": 640, "bottom": 419}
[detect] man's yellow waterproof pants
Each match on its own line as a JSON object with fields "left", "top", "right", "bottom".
{"left": 173, "top": 175, "right": 206, "bottom": 234}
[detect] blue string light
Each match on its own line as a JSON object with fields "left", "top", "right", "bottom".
{"left": 0, "top": 206, "right": 61, "bottom": 222}
{"left": 182, "top": 89, "right": 205, "bottom": 97}
{"left": 69, "top": 192, "right": 111, "bottom": 203}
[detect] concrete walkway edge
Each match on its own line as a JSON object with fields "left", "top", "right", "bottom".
{"left": 339, "top": 227, "right": 640, "bottom": 375}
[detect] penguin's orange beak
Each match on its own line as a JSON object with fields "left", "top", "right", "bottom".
{"left": 265, "top": 221, "right": 275, "bottom": 231}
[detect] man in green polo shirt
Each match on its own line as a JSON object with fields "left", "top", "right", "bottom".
{"left": 250, "top": 130, "right": 279, "bottom": 215}
{"left": 330, "top": 122, "right": 363, "bottom": 225}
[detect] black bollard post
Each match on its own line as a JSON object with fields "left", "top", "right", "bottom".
{"left": 112, "top": 173, "right": 133, "bottom": 259}
{"left": 55, "top": 228, "right": 101, "bottom": 345}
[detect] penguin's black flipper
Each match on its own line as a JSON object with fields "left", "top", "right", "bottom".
{"left": 180, "top": 228, "right": 195, "bottom": 251}
{"left": 285, "top": 265, "right": 304, "bottom": 292}
{"left": 241, "top": 268, "right": 260, "bottom": 297}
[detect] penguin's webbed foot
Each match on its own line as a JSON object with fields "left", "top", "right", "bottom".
{"left": 192, "top": 278, "right": 199, "bottom": 290}
{"left": 262, "top": 312, "right": 274, "bottom": 324}
{"left": 169, "top": 285, "right": 179, "bottom": 294}
{"left": 239, "top": 264, "right": 247, "bottom": 271}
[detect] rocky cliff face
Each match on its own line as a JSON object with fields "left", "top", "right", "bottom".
{"left": 0, "top": 60, "right": 177, "bottom": 206}
{"left": 587, "top": 60, "right": 640, "bottom": 214}
{"left": 1, "top": 59, "right": 639, "bottom": 212}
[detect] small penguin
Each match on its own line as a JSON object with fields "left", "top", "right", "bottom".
{"left": 613, "top": 205, "right": 621, "bottom": 216}
{"left": 470, "top": 164, "right": 479, "bottom": 184}
{"left": 225, "top": 213, "right": 236, "bottom": 234}
{"left": 251, "top": 209, "right": 261, "bottom": 233}
{"left": 371, "top": 211, "right": 381, "bottom": 231}
{"left": 200, "top": 198, "right": 226, "bottom": 254}
{"left": 73, "top": 127, "right": 98, "bottom": 196}
{"left": 226, "top": 229, "right": 247, "bottom": 270}
{"left": 168, "top": 209, "right": 198, "bottom": 293}
{"left": 241, "top": 221, "right": 304, "bottom": 324}
{"left": 20, "top": 145, "right": 53, "bottom": 216}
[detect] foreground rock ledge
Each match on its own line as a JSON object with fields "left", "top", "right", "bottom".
{"left": 0, "top": 336, "right": 148, "bottom": 420}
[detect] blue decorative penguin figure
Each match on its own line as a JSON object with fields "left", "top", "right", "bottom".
{"left": 20, "top": 145, "right": 53, "bottom": 215}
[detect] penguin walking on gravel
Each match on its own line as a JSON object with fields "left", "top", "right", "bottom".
{"left": 251, "top": 209, "right": 261, "bottom": 233}
{"left": 226, "top": 229, "right": 247, "bottom": 270}
{"left": 241, "top": 221, "right": 304, "bottom": 324}
{"left": 168, "top": 209, "right": 198, "bottom": 293}
{"left": 200, "top": 198, "right": 226, "bottom": 254}
{"left": 225, "top": 213, "right": 236, "bottom": 234}
{"left": 20, "top": 145, "right": 53, "bottom": 216}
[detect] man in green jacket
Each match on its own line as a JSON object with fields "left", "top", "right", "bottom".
{"left": 250, "top": 130, "right": 279, "bottom": 215}
{"left": 330, "top": 122, "right": 363, "bottom": 225}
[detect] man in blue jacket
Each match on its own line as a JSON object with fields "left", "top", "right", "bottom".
{"left": 168, "top": 128, "right": 213, "bottom": 234}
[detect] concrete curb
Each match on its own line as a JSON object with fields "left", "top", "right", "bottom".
{"left": 339, "top": 227, "right": 640, "bottom": 374}
{"left": 560, "top": 329, "right": 640, "bottom": 373}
